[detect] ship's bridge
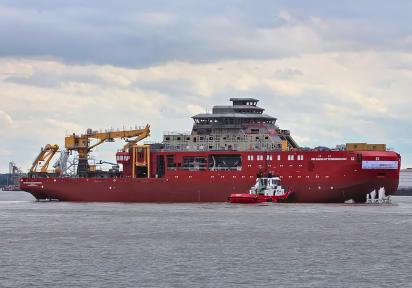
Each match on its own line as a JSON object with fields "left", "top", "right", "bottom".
{"left": 229, "top": 98, "right": 259, "bottom": 106}
{"left": 192, "top": 97, "right": 276, "bottom": 127}
{"left": 212, "top": 98, "right": 264, "bottom": 115}
{"left": 162, "top": 98, "right": 298, "bottom": 152}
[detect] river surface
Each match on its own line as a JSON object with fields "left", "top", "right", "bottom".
{"left": 1, "top": 191, "right": 411, "bottom": 288}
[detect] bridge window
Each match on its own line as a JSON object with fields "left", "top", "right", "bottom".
{"left": 251, "top": 129, "right": 259, "bottom": 134}
{"left": 167, "top": 155, "right": 176, "bottom": 169}
{"left": 182, "top": 157, "right": 207, "bottom": 171}
{"left": 209, "top": 154, "right": 242, "bottom": 171}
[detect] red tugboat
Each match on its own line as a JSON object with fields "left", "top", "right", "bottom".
{"left": 229, "top": 174, "right": 292, "bottom": 203}
{"left": 20, "top": 98, "right": 401, "bottom": 203}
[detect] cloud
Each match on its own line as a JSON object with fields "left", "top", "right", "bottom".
{"left": 0, "top": 1, "right": 411, "bottom": 67}
{"left": 135, "top": 12, "right": 177, "bottom": 27}
{"left": 186, "top": 104, "right": 205, "bottom": 115}
{"left": 0, "top": 148, "right": 11, "bottom": 157}
{"left": 0, "top": 110, "right": 13, "bottom": 127}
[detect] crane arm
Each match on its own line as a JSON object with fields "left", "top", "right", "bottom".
{"left": 30, "top": 144, "right": 59, "bottom": 173}
{"left": 87, "top": 124, "right": 151, "bottom": 152}
{"left": 88, "top": 124, "right": 150, "bottom": 141}
{"left": 65, "top": 124, "right": 150, "bottom": 155}
{"left": 122, "top": 124, "right": 151, "bottom": 151}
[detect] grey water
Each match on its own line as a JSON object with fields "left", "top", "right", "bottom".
{"left": 1, "top": 192, "right": 411, "bottom": 288}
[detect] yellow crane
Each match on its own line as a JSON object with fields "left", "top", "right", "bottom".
{"left": 64, "top": 124, "right": 150, "bottom": 176}
{"left": 122, "top": 125, "right": 151, "bottom": 152}
{"left": 30, "top": 144, "right": 60, "bottom": 174}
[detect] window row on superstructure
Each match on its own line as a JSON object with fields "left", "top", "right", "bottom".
{"left": 193, "top": 118, "right": 276, "bottom": 125}
{"left": 247, "top": 154, "right": 305, "bottom": 161}
{"left": 116, "top": 155, "right": 131, "bottom": 161}
{"left": 163, "top": 143, "right": 281, "bottom": 152}
{"left": 165, "top": 134, "right": 276, "bottom": 142}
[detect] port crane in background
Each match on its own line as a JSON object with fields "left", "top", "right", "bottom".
{"left": 64, "top": 124, "right": 150, "bottom": 177}
{"left": 9, "top": 162, "right": 23, "bottom": 182}
{"left": 2, "top": 162, "right": 25, "bottom": 191}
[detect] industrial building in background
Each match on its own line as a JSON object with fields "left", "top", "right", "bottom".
{"left": 1, "top": 162, "right": 24, "bottom": 191}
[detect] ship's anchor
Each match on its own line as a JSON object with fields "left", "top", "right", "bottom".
{"left": 366, "top": 187, "right": 391, "bottom": 204}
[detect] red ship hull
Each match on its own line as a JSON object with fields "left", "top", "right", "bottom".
{"left": 20, "top": 150, "right": 401, "bottom": 203}
{"left": 228, "top": 194, "right": 268, "bottom": 203}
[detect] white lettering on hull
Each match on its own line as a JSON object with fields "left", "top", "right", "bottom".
{"left": 310, "top": 158, "right": 347, "bottom": 161}
{"left": 22, "top": 182, "right": 43, "bottom": 187}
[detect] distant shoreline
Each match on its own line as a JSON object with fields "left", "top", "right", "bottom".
{"left": 396, "top": 188, "right": 412, "bottom": 196}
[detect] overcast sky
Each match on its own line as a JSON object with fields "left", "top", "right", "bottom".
{"left": 0, "top": 0, "right": 411, "bottom": 172}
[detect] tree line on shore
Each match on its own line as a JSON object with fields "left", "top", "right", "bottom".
{"left": 0, "top": 174, "right": 10, "bottom": 186}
